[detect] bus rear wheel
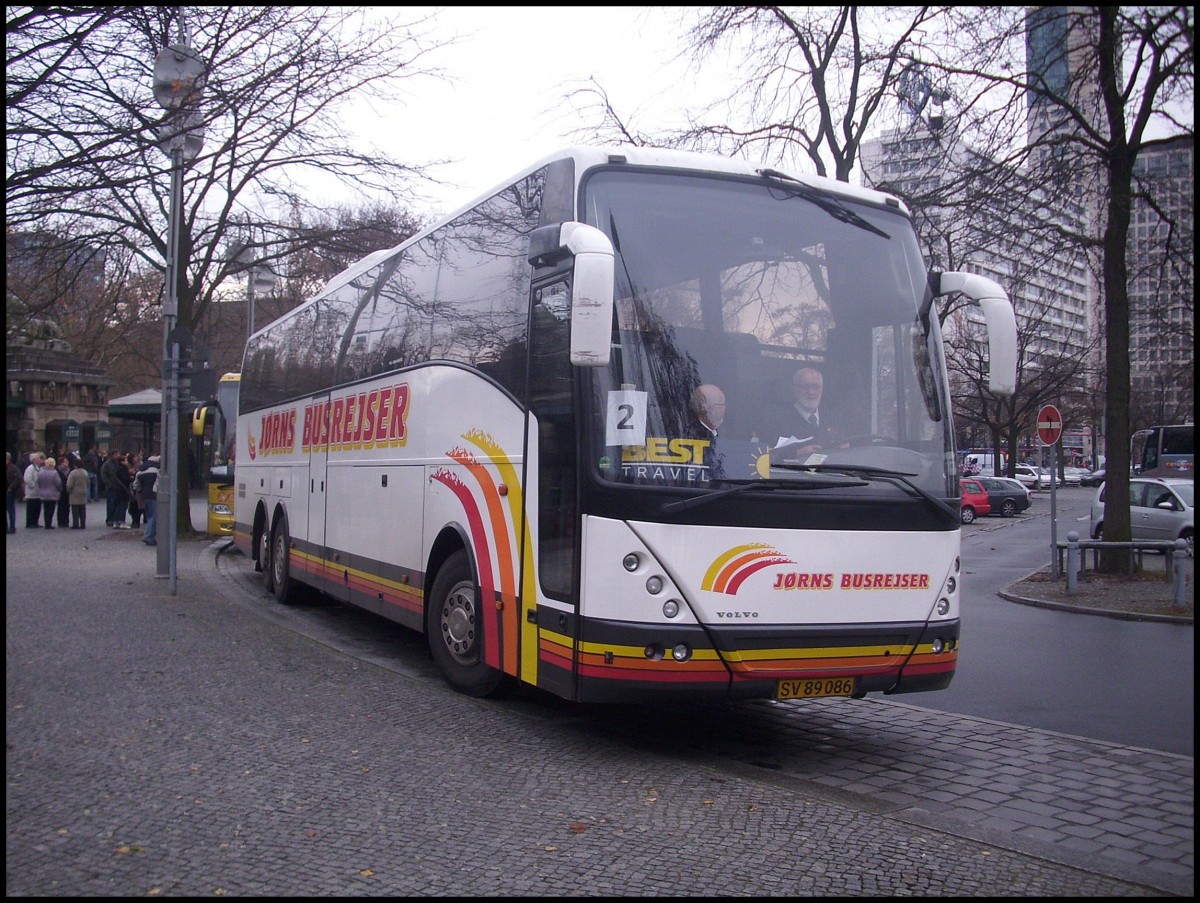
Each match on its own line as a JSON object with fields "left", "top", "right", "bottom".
{"left": 258, "top": 522, "right": 274, "bottom": 591}
{"left": 270, "top": 515, "right": 297, "bottom": 605}
{"left": 426, "top": 550, "right": 504, "bottom": 698}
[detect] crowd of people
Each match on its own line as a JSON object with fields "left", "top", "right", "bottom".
{"left": 5, "top": 446, "right": 159, "bottom": 545}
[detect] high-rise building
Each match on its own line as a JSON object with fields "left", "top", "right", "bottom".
{"left": 1026, "top": 7, "right": 1193, "bottom": 430}
{"left": 1128, "top": 136, "right": 1195, "bottom": 426}
{"left": 864, "top": 8, "right": 1191, "bottom": 462}
{"left": 860, "top": 123, "right": 1093, "bottom": 459}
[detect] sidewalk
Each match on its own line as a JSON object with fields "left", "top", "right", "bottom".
{"left": 1003, "top": 548, "right": 1194, "bottom": 623}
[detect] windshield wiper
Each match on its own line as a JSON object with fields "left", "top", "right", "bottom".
{"left": 758, "top": 168, "right": 891, "bottom": 240}
{"left": 661, "top": 473, "right": 869, "bottom": 516}
{"left": 776, "top": 462, "right": 959, "bottom": 524}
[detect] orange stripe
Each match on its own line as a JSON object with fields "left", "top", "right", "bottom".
{"left": 462, "top": 431, "right": 526, "bottom": 678}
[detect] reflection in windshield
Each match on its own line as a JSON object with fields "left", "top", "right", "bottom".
{"left": 582, "top": 168, "right": 955, "bottom": 497}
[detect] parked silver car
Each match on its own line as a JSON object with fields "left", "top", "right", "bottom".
{"left": 1062, "top": 466, "right": 1088, "bottom": 486}
{"left": 1089, "top": 477, "right": 1194, "bottom": 551}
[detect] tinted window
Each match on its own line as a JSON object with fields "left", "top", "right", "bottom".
{"left": 427, "top": 171, "right": 545, "bottom": 396}
{"left": 361, "top": 240, "right": 440, "bottom": 377}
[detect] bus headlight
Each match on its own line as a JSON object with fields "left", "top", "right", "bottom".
{"left": 645, "top": 575, "right": 664, "bottom": 594}
{"left": 671, "top": 643, "right": 692, "bottom": 662}
{"left": 936, "top": 597, "right": 950, "bottom": 616}
{"left": 622, "top": 553, "right": 640, "bottom": 572}
{"left": 662, "top": 599, "right": 680, "bottom": 618}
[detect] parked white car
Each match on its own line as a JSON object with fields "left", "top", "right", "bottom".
{"left": 1013, "top": 464, "right": 1061, "bottom": 489}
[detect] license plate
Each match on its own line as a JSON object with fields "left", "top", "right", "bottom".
{"left": 776, "top": 677, "right": 856, "bottom": 700}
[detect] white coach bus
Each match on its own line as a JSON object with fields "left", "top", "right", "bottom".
{"left": 234, "top": 145, "right": 1017, "bottom": 703}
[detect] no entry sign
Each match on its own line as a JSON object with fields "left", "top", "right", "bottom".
{"left": 1037, "top": 404, "right": 1063, "bottom": 446}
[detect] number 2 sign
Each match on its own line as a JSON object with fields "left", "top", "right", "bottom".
{"left": 606, "top": 388, "right": 648, "bottom": 446}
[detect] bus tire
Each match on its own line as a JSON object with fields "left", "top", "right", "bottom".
{"left": 270, "top": 515, "right": 297, "bottom": 605}
{"left": 258, "top": 522, "right": 274, "bottom": 592}
{"left": 426, "top": 549, "right": 504, "bottom": 698}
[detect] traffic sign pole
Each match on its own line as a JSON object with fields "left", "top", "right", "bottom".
{"left": 1038, "top": 404, "right": 1064, "bottom": 576}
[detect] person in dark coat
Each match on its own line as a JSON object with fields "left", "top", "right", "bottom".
{"left": 687, "top": 383, "right": 728, "bottom": 480}
{"left": 137, "top": 455, "right": 160, "bottom": 546}
{"left": 110, "top": 454, "right": 133, "bottom": 529}
{"left": 100, "top": 448, "right": 122, "bottom": 527}
{"left": 55, "top": 455, "right": 71, "bottom": 527}
{"left": 769, "top": 366, "right": 841, "bottom": 453}
{"left": 5, "top": 451, "right": 22, "bottom": 533}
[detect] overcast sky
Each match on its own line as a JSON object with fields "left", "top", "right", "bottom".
{"left": 318, "top": 7, "right": 1193, "bottom": 225}
{"left": 338, "top": 6, "right": 713, "bottom": 221}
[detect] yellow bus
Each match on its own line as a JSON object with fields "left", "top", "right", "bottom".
{"left": 191, "top": 372, "right": 240, "bottom": 535}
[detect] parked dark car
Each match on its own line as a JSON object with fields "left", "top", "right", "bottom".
{"left": 975, "top": 475, "right": 1032, "bottom": 517}
{"left": 1080, "top": 468, "right": 1106, "bottom": 487}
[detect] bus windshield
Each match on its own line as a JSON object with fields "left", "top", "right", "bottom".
{"left": 581, "top": 169, "right": 954, "bottom": 497}
{"left": 210, "top": 375, "right": 239, "bottom": 481}
{"left": 193, "top": 372, "right": 240, "bottom": 536}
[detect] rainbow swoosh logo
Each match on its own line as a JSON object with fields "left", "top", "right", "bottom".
{"left": 701, "top": 544, "right": 794, "bottom": 595}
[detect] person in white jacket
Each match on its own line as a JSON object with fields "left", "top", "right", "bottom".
{"left": 22, "top": 452, "right": 44, "bottom": 529}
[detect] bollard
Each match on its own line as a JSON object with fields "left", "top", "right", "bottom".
{"left": 1066, "top": 531, "right": 1079, "bottom": 593}
{"left": 1173, "top": 539, "right": 1191, "bottom": 610}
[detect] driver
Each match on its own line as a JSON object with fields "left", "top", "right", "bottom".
{"left": 771, "top": 366, "right": 840, "bottom": 452}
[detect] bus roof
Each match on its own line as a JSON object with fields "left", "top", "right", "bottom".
{"left": 257, "top": 144, "right": 912, "bottom": 342}
{"left": 461, "top": 144, "right": 909, "bottom": 220}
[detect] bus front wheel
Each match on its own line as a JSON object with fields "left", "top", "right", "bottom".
{"left": 426, "top": 550, "right": 504, "bottom": 698}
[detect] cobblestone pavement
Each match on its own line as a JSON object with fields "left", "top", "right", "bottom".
{"left": 5, "top": 517, "right": 1193, "bottom": 897}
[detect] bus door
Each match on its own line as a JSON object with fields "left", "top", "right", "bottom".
{"left": 307, "top": 393, "right": 344, "bottom": 602}
{"left": 525, "top": 277, "right": 582, "bottom": 696}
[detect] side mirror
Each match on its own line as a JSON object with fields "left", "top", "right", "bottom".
{"left": 529, "top": 223, "right": 615, "bottom": 367}
{"left": 933, "top": 271, "right": 1018, "bottom": 396}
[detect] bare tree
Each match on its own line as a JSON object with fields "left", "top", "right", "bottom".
{"left": 948, "top": 289, "right": 1094, "bottom": 478}
{"left": 570, "top": 7, "right": 951, "bottom": 182}
{"left": 937, "top": 7, "right": 1193, "bottom": 570}
{"left": 7, "top": 5, "right": 447, "bottom": 533}
{"left": 569, "top": 5, "right": 1192, "bottom": 574}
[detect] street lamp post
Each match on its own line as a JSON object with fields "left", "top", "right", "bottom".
{"left": 151, "top": 23, "right": 205, "bottom": 592}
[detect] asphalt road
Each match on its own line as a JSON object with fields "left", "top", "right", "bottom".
{"left": 932, "top": 486, "right": 1194, "bottom": 756}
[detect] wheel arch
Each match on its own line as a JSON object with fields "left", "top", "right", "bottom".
{"left": 424, "top": 523, "right": 472, "bottom": 627}
{"left": 252, "top": 500, "right": 280, "bottom": 567}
